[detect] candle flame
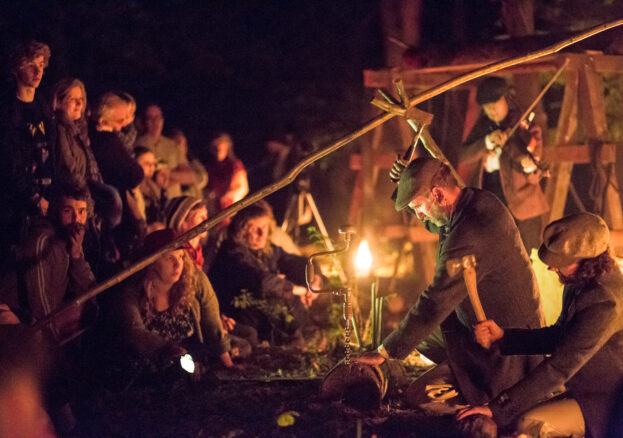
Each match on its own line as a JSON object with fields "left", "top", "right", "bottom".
{"left": 355, "top": 240, "right": 372, "bottom": 276}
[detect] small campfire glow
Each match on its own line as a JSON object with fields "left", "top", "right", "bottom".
{"left": 355, "top": 239, "right": 373, "bottom": 277}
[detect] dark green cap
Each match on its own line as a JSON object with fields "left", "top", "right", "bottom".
{"left": 395, "top": 158, "right": 446, "bottom": 211}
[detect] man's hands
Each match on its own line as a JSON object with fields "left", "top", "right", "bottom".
{"left": 67, "top": 223, "right": 86, "bottom": 259}
{"left": 474, "top": 320, "right": 504, "bottom": 349}
{"left": 484, "top": 130, "right": 508, "bottom": 151}
{"left": 389, "top": 154, "right": 408, "bottom": 184}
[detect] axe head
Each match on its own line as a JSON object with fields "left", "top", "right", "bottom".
{"left": 445, "top": 254, "right": 477, "bottom": 277}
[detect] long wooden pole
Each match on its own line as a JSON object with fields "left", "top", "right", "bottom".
{"left": 35, "top": 18, "right": 623, "bottom": 330}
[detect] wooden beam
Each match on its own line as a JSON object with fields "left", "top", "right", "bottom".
{"left": 364, "top": 53, "right": 623, "bottom": 89}
{"left": 545, "top": 68, "right": 579, "bottom": 222}
{"left": 349, "top": 143, "right": 617, "bottom": 170}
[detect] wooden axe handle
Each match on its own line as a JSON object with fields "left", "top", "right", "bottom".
{"left": 463, "top": 267, "right": 487, "bottom": 322}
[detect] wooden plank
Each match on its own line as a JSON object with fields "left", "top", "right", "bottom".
{"left": 541, "top": 143, "right": 616, "bottom": 164}
{"left": 349, "top": 143, "right": 616, "bottom": 171}
{"left": 579, "top": 62, "right": 623, "bottom": 229}
{"left": 545, "top": 68, "right": 579, "bottom": 222}
{"left": 364, "top": 54, "right": 623, "bottom": 89}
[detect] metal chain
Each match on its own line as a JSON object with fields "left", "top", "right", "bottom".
{"left": 344, "top": 320, "right": 351, "bottom": 364}
{"left": 343, "top": 290, "right": 352, "bottom": 364}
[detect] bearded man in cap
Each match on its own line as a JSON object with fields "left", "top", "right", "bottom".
{"left": 459, "top": 213, "right": 623, "bottom": 438}
{"left": 458, "top": 76, "right": 548, "bottom": 251}
{"left": 357, "top": 157, "right": 544, "bottom": 410}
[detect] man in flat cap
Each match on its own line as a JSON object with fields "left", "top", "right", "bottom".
{"left": 357, "top": 157, "right": 544, "bottom": 410}
{"left": 460, "top": 213, "right": 623, "bottom": 438}
{"left": 459, "top": 76, "right": 548, "bottom": 251}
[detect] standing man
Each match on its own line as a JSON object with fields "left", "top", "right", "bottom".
{"left": 357, "top": 158, "right": 544, "bottom": 407}
{"left": 0, "top": 41, "right": 57, "bottom": 260}
{"left": 136, "top": 104, "right": 195, "bottom": 199}
{"left": 459, "top": 77, "right": 548, "bottom": 251}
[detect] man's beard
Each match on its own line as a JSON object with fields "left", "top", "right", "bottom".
{"left": 60, "top": 222, "right": 85, "bottom": 239}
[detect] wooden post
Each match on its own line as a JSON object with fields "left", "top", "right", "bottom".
{"left": 579, "top": 60, "right": 623, "bottom": 229}
{"left": 545, "top": 68, "right": 579, "bottom": 222}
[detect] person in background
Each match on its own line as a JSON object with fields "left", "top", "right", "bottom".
{"left": 134, "top": 145, "right": 167, "bottom": 230}
{"left": 209, "top": 202, "right": 319, "bottom": 348}
{"left": 115, "top": 91, "right": 138, "bottom": 154}
{"left": 0, "top": 40, "right": 57, "bottom": 260}
{"left": 90, "top": 93, "right": 145, "bottom": 262}
{"left": 53, "top": 78, "right": 122, "bottom": 231}
{"left": 459, "top": 213, "right": 623, "bottom": 438}
{"left": 459, "top": 77, "right": 548, "bottom": 251}
{"left": 169, "top": 128, "right": 208, "bottom": 200}
{"left": 202, "top": 132, "right": 249, "bottom": 224}
{"left": 136, "top": 104, "right": 195, "bottom": 199}
{"left": 115, "top": 230, "right": 234, "bottom": 375}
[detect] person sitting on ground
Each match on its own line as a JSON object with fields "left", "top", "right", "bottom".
{"left": 202, "top": 132, "right": 249, "bottom": 223}
{"left": 115, "top": 229, "right": 234, "bottom": 375}
{"left": 0, "top": 183, "right": 96, "bottom": 341}
{"left": 165, "top": 196, "right": 257, "bottom": 356}
{"left": 458, "top": 213, "right": 623, "bottom": 438}
{"left": 136, "top": 104, "right": 196, "bottom": 199}
{"left": 209, "top": 202, "right": 320, "bottom": 348}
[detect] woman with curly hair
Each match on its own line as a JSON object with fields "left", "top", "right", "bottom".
{"left": 116, "top": 229, "right": 232, "bottom": 372}
{"left": 458, "top": 213, "right": 623, "bottom": 438}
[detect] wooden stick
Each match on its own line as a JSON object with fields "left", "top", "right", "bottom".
{"left": 34, "top": 19, "right": 623, "bottom": 330}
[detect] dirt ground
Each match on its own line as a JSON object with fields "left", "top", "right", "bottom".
{"left": 73, "top": 347, "right": 464, "bottom": 438}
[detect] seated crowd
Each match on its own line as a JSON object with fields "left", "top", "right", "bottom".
{"left": 0, "top": 40, "right": 319, "bottom": 435}
{"left": 1, "top": 40, "right": 622, "bottom": 438}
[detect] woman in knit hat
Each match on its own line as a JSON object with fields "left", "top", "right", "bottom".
{"left": 459, "top": 213, "right": 623, "bottom": 438}
{"left": 164, "top": 196, "right": 255, "bottom": 357}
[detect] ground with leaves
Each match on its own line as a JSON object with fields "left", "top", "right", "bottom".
{"left": 72, "top": 346, "right": 467, "bottom": 438}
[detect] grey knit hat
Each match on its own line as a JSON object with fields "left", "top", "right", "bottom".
{"left": 164, "top": 196, "right": 204, "bottom": 232}
{"left": 538, "top": 213, "right": 610, "bottom": 268}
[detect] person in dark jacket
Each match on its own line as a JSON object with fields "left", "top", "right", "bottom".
{"left": 53, "top": 78, "right": 122, "bottom": 230}
{"left": 459, "top": 213, "right": 623, "bottom": 438}
{"left": 209, "top": 201, "right": 319, "bottom": 346}
{"left": 356, "top": 158, "right": 544, "bottom": 408}
{"left": 458, "top": 77, "right": 548, "bottom": 251}
{"left": 90, "top": 92, "right": 145, "bottom": 262}
{"left": 0, "top": 183, "right": 96, "bottom": 341}
{"left": 0, "top": 41, "right": 57, "bottom": 260}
